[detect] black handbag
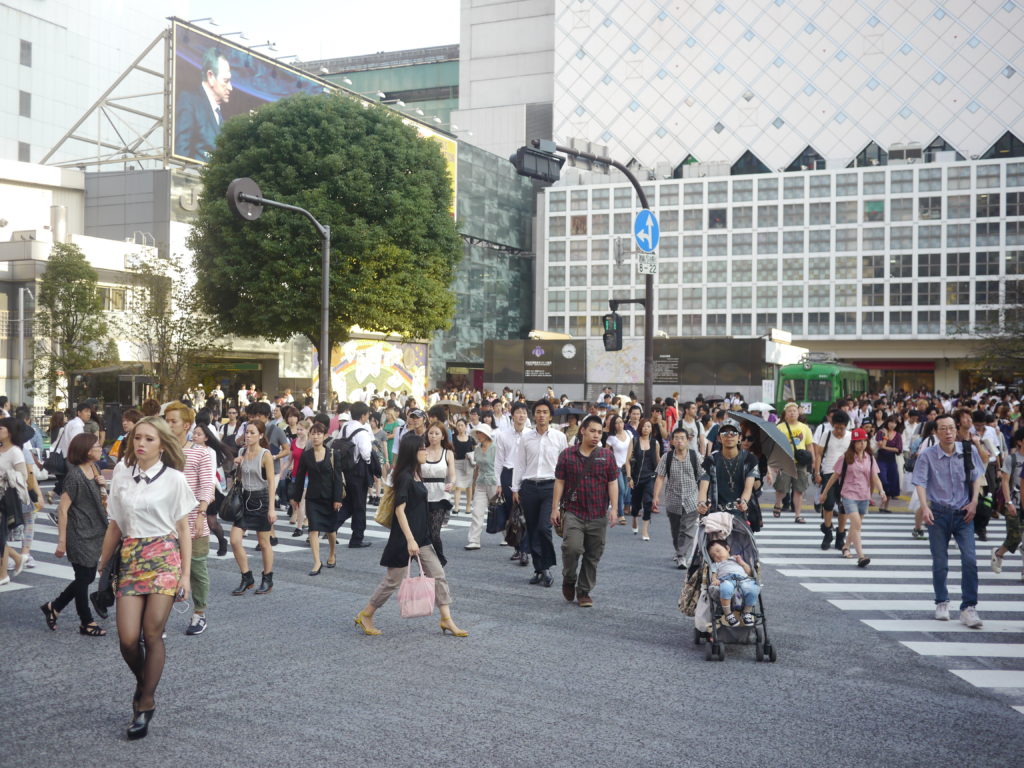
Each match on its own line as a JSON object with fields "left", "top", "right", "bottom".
{"left": 504, "top": 500, "right": 526, "bottom": 549}
{"left": 219, "top": 470, "right": 244, "bottom": 523}
{"left": 2, "top": 487, "right": 23, "bottom": 531}
{"left": 485, "top": 491, "right": 506, "bottom": 534}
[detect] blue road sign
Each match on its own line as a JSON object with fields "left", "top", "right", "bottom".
{"left": 634, "top": 209, "right": 660, "bottom": 253}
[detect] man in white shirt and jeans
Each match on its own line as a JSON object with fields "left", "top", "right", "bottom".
{"left": 511, "top": 399, "right": 567, "bottom": 587}
{"left": 338, "top": 402, "right": 374, "bottom": 548}
{"left": 495, "top": 402, "right": 531, "bottom": 564}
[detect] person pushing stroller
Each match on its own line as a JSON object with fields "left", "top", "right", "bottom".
{"left": 708, "top": 539, "right": 759, "bottom": 628}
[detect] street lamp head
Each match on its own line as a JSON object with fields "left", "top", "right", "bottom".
{"left": 226, "top": 178, "right": 264, "bottom": 221}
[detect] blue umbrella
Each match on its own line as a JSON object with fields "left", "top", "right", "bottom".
{"left": 731, "top": 411, "right": 797, "bottom": 477}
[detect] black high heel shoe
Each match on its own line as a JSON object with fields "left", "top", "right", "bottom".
{"left": 127, "top": 708, "right": 154, "bottom": 740}
{"left": 308, "top": 564, "right": 322, "bottom": 576}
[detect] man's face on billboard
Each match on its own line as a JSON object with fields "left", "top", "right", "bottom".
{"left": 207, "top": 57, "right": 232, "bottom": 104}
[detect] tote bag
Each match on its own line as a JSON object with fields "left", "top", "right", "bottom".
{"left": 397, "top": 556, "right": 436, "bottom": 618}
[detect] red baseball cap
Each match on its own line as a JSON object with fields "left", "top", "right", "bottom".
{"left": 849, "top": 428, "right": 868, "bottom": 441}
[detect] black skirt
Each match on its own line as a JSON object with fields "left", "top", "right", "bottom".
{"left": 237, "top": 489, "right": 272, "bottom": 532}
{"left": 305, "top": 499, "right": 338, "bottom": 533}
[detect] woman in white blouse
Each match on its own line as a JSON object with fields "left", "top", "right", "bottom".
{"left": 97, "top": 416, "right": 197, "bottom": 741}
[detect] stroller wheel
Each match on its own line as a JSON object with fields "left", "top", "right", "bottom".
{"left": 705, "top": 642, "right": 714, "bottom": 661}
{"left": 755, "top": 642, "right": 764, "bottom": 662}
{"left": 715, "top": 642, "right": 725, "bottom": 661}
{"left": 693, "top": 629, "right": 702, "bottom": 645}
{"left": 765, "top": 643, "right": 778, "bottom": 663}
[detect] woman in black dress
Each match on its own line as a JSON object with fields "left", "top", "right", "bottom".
{"left": 291, "top": 423, "right": 344, "bottom": 575}
{"left": 355, "top": 432, "right": 467, "bottom": 637}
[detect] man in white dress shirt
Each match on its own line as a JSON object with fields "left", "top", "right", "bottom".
{"left": 495, "top": 402, "right": 531, "bottom": 564}
{"left": 511, "top": 399, "right": 567, "bottom": 587}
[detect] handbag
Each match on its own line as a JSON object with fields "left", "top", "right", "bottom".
{"left": 785, "top": 422, "right": 812, "bottom": 469}
{"left": 485, "top": 491, "right": 506, "bottom": 534}
{"left": 2, "top": 487, "right": 23, "bottom": 531}
{"left": 374, "top": 483, "right": 397, "bottom": 528}
{"left": 504, "top": 500, "right": 526, "bottom": 548}
{"left": 219, "top": 469, "right": 244, "bottom": 523}
{"left": 397, "top": 555, "right": 436, "bottom": 618}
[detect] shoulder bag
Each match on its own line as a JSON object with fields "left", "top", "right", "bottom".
{"left": 219, "top": 466, "right": 244, "bottom": 523}
{"left": 43, "top": 427, "right": 67, "bottom": 475}
{"left": 374, "top": 483, "right": 397, "bottom": 528}
{"left": 785, "top": 422, "right": 813, "bottom": 469}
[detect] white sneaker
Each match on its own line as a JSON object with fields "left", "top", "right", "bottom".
{"left": 960, "top": 606, "right": 983, "bottom": 629}
{"left": 23, "top": 554, "right": 35, "bottom": 569}
{"left": 0, "top": 576, "right": 10, "bottom": 586}
{"left": 934, "top": 601, "right": 950, "bottom": 621}
{"left": 991, "top": 551, "right": 1003, "bottom": 574}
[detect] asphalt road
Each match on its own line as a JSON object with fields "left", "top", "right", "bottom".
{"left": 1, "top": 489, "right": 1021, "bottom": 768}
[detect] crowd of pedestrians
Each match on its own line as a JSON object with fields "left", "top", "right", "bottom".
{"left": 1, "top": 382, "right": 1022, "bottom": 739}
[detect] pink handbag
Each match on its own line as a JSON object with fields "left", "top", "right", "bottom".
{"left": 397, "top": 556, "right": 436, "bottom": 618}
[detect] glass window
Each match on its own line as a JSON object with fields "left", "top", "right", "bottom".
{"left": 757, "top": 259, "right": 777, "bottom": 281}
{"left": 863, "top": 254, "right": 885, "bottom": 278}
{"left": 976, "top": 309, "right": 1000, "bottom": 330}
{"left": 947, "top": 166, "right": 971, "bottom": 190}
{"left": 891, "top": 198, "right": 913, "bottom": 221}
{"left": 918, "top": 253, "right": 941, "bottom": 277}
{"left": 548, "top": 242, "right": 565, "bottom": 262}
{"left": 891, "top": 283, "right": 913, "bottom": 306}
{"left": 783, "top": 177, "right": 804, "bottom": 199}
{"left": 549, "top": 216, "right": 566, "bottom": 236}
{"left": 732, "top": 233, "right": 752, "bottom": 255}
{"left": 918, "top": 282, "right": 940, "bottom": 305}
{"left": 808, "top": 256, "right": 829, "bottom": 279}
{"left": 568, "top": 291, "right": 587, "bottom": 311}
{"left": 783, "top": 204, "right": 804, "bottom": 226}
{"left": 614, "top": 188, "right": 633, "bottom": 208}
{"left": 592, "top": 239, "right": 610, "bottom": 260}
{"left": 836, "top": 201, "right": 858, "bottom": 224}
{"left": 684, "top": 184, "right": 703, "bottom": 205}
{"left": 1007, "top": 191, "right": 1023, "bottom": 217}
{"left": 706, "top": 313, "right": 727, "bottom": 335}
{"left": 591, "top": 188, "right": 609, "bottom": 210}
{"left": 570, "top": 265, "right": 588, "bottom": 285}
{"left": 731, "top": 286, "right": 752, "bottom": 308}
{"left": 809, "top": 175, "right": 831, "bottom": 198}
{"left": 946, "top": 281, "right": 970, "bottom": 304}
{"left": 864, "top": 200, "right": 885, "bottom": 222}
{"left": 570, "top": 240, "right": 588, "bottom": 260}
{"left": 836, "top": 174, "right": 858, "bottom": 196}
{"left": 946, "top": 252, "right": 970, "bottom": 276}
{"left": 891, "top": 170, "right": 913, "bottom": 193}
{"left": 889, "top": 253, "right": 913, "bottom": 278}
{"left": 918, "top": 311, "right": 940, "bottom": 333}
{"left": 731, "top": 313, "right": 752, "bottom": 334}
{"left": 783, "top": 231, "right": 804, "bottom": 253}
{"left": 919, "top": 225, "right": 941, "bottom": 249}
{"left": 782, "top": 312, "right": 805, "bottom": 334}
{"left": 835, "top": 229, "right": 857, "bottom": 251}
{"left": 570, "top": 190, "right": 588, "bottom": 210}
{"left": 659, "top": 210, "right": 678, "bottom": 231}
{"left": 611, "top": 263, "right": 631, "bottom": 285}
{"left": 890, "top": 311, "right": 912, "bottom": 334}
{"left": 590, "top": 264, "right": 608, "bottom": 284}
{"left": 976, "top": 193, "right": 999, "bottom": 217}
{"left": 835, "top": 283, "right": 857, "bottom": 305}
{"left": 681, "top": 315, "right": 701, "bottom": 335}
{"left": 733, "top": 206, "right": 752, "bottom": 228}
{"left": 946, "top": 221, "right": 971, "bottom": 246}
{"left": 548, "top": 266, "right": 565, "bottom": 287}
{"left": 782, "top": 284, "right": 803, "bottom": 308}
{"left": 976, "top": 164, "right": 1001, "bottom": 189}
{"left": 660, "top": 258, "right": 678, "bottom": 282}
{"left": 682, "top": 209, "right": 702, "bottom": 231}
{"left": 682, "top": 287, "right": 702, "bottom": 309}
{"left": 731, "top": 259, "right": 752, "bottom": 281}
{"left": 20, "top": 39, "right": 31, "bottom": 67}
{"left": 708, "top": 182, "right": 727, "bottom": 203}
{"left": 548, "top": 191, "right": 566, "bottom": 212}
{"left": 808, "top": 312, "right": 830, "bottom": 334}
{"left": 658, "top": 314, "right": 678, "bottom": 336}
{"left": 660, "top": 184, "right": 678, "bottom": 206}
{"left": 613, "top": 213, "right": 631, "bottom": 233}
{"left": 568, "top": 316, "right": 588, "bottom": 336}
{"left": 1009, "top": 163, "right": 1024, "bottom": 187}
{"left": 657, "top": 287, "right": 678, "bottom": 310}
{"left": 862, "top": 311, "right": 885, "bottom": 334}
{"left": 707, "top": 234, "right": 727, "bottom": 257}
{"left": 590, "top": 214, "right": 609, "bottom": 235}
{"left": 976, "top": 222, "right": 1000, "bottom": 246}
{"left": 707, "top": 287, "right": 727, "bottom": 308}
{"left": 682, "top": 262, "right": 702, "bottom": 282}
{"left": 1007, "top": 279, "right": 1024, "bottom": 304}
{"left": 756, "top": 286, "right": 778, "bottom": 308}
{"left": 732, "top": 180, "right": 752, "bottom": 202}
{"left": 808, "top": 285, "right": 829, "bottom": 307}
{"left": 946, "top": 310, "right": 969, "bottom": 331}
{"left": 546, "top": 291, "right": 565, "bottom": 312}
{"left": 757, "top": 178, "right": 778, "bottom": 200}
{"left": 976, "top": 251, "right": 1001, "bottom": 275}
{"left": 708, "top": 209, "right": 727, "bottom": 229}
{"left": 890, "top": 226, "right": 912, "bottom": 249}
{"left": 863, "top": 172, "right": 885, "bottom": 194}
{"left": 682, "top": 235, "right": 702, "bottom": 258}
{"left": 570, "top": 215, "right": 587, "bottom": 235}
{"left": 919, "top": 197, "right": 942, "bottom": 219}
{"left": 19, "top": 90, "right": 30, "bottom": 118}
{"left": 757, "top": 205, "right": 778, "bottom": 227}
{"left": 948, "top": 195, "right": 970, "bottom": 218}
{"left": 976, "top": 280, "right": 1000, "bottom": 304}
{"left": 863, "top": 227, "right": 884, "bottom": 250}
{"left": 757, "top": 231, "right": 778, "bottom": 254}
{"left": 808, "top": 202, "right": 830, "bottom": 225}
{"left": 547, "top": 316, "right": 565, "bottom": 333}
{"left": 835, "top": 257, "right": 857, "bottom": 279}
{"left": 918, "top": 167, "right": 942, "bottom": 191}
{"left": 835, "top": 312, "right": 856, "bottom": 334}
{"left": 707, "top": 261, "right": 727, "bottom": 282}
{"left": 1008, "top": 222, "right": 1024, "bottom": 245}
{"left": 783, "top": 258, "right": 804, "bottom": 280}
{"left": 1007, "top": 251, "right": 1024, "bottom": 274}
{"left": 808, "top": 229, "right": 830, "bottom": 252}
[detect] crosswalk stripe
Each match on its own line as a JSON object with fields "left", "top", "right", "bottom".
{"left": 779, "top": 569, "right": 1021, "bottom": 580}
{"left": 863, "top": 619, "right": 1024, "bottom": 633}
{"left": 0, "top": 582, "right": 31, "bottom": 593}
{"left": 801, "top": 583, "right": 1024, "bottom": 594}
{"left": 950, "top": 670, "right": 1024, "bottom": 687}
{"left": 28, "top": 523, "right": 309, "bottom": 555}
{"left": 1014, "top": 706, "right": 1024, "bottom": 714}
{"left": 828, "top": 599, "right": 1024, "bottom": 611}
{"left": 763, "top": 557, "right": 1019, "bottom": 568}
{"left": 760, "top": 547, "right": 1001, "bottom": 556}
{"left": 901, "top": 641, "right": 1024, "bottom": 658}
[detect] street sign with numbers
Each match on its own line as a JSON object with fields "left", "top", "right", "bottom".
{"left": 638, "top": 252, "right": 657, "bottom": 274}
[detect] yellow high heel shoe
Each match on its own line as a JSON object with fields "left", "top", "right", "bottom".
{"left": 354, "top": 612, "right": 381, "bottom": 636}
{"left": 439, "top": 620, "right": 468, "bottom": 637}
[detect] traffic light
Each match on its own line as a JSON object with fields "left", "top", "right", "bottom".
{"left": 602, "top": 312, "right": 623, "bottom": 351}
{"left": 509, "top": 146, "right": 565, "bottom": 183}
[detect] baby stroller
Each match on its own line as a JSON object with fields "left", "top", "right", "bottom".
{"left": 691, "top": 506, "right": 777, "bottom": 662}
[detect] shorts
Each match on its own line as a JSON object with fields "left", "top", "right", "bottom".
{"left": 775, "top": 466, "right": 810, "bottom": 494}
{"left": 819, "top": 473, "right": 842, "bottom": 511}
{"left": 841, "top": 498, "right": 869, "bottom": 516}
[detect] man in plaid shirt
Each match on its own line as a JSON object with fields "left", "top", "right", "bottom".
{"left": 552, "top": 415, "right": 620, "bottom": 607}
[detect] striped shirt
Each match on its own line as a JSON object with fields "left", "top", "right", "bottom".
{"left": 183, "top": 443, "right": 214, "bottom": 538}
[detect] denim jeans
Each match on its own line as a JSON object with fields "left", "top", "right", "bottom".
{"left": 842, "top": 498, "right": 868, "bottom": 516}
{"left": 718, "top": 576, "right": 760, "bottom": 607}
{"left": 926, "top": 501, "right": 978, "bottom": 610}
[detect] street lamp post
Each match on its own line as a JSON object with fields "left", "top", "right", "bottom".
{"left": 511, "top": 139, "right": 655, "bottom": 410}
{"left": 226, "top": 178, "right": 332, "bottom": 411}
{"left": 18, "top": 286, "right": 34, "bottom": 408}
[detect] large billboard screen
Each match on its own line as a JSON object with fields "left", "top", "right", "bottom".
{"left": 171, "top": 22, "right": 328, "bottom": 164}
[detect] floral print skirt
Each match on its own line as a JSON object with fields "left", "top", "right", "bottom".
{"left": 118, "top": 535, "right": 182, "bottom": 598}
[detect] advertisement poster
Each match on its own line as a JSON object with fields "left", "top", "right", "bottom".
{"left": 313, "top": 339, "right": 427, "bottom": 402}
{"left": 485, "top": 340, "right": 586, "bottom": 384}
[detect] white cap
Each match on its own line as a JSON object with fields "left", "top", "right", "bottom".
{"left": 471, "top": 423, "right": 494, "bottom": 441}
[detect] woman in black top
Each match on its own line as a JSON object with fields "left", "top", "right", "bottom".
{"left": 629, "top": 419, "right": 661, "bottom": 540}
{"left": 354, "top": 433, "right": 466, "bottom": 637}
{"left": 291, "top": 423, "right": 344, "bottom": 575}
{"left": 451, "top": 419, "right": 476, "bottom": 516}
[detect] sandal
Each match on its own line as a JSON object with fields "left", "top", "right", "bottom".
{"left": 772, "top": 505, "right": 782, "bottom": 518}
{"left": 79, "top": 622, "right": 107, "bottom": 636}
{"left": 40, "top": 602, "right": 58, "bottom": 631}
{"left": 794, "top": 516, "right": 806, "bottom": 524}
{"left": 842, "top": 547, "right": 852, "bottom": 558}
{"left": 857, "top": 557, "right": 871, "bottom": 568}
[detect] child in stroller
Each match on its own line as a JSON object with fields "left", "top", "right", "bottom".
{"left": 708, "top": 539, "right": 759, "bottom": 627}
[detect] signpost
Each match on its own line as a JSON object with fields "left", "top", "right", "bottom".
{"left": 633, "top": 209, "right": 660, "bottom": 253}
{"left": 637, "top": 252, "right": 657, "bottom": 275}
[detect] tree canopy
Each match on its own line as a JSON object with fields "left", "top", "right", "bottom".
{"left": 187, "top": 93, "right": 461, "bottom": 358}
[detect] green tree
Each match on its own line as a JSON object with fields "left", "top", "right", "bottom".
{"left": 33, "top": 242, "right": 113, "bottom": 405}
{"left": 968, "top": 303, "right": 1024, "bottom": 377}
{"left": 118, "top": 254, "right": 222, "bottom": 400}
{"left": 187, "top": 92, "right": 461, "bottom": 366}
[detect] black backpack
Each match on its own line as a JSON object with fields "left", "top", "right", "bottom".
{"left": 334, "top": 422, "right": 369, "bottom": 474}
{"left": 665, "top": 449, "right": 700, "bottom": 485}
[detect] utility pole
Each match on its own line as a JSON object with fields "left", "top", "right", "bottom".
{"left": 511, "top": 139, "right": 656, "bottom": 410}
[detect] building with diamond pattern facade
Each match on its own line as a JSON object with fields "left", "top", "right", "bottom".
{"left": 457, "top": 0, "right": 1024, "bottom": 392}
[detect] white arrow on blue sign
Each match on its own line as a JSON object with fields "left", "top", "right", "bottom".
{"left": 633, "top": 209, "right": 660, "bottom": 253}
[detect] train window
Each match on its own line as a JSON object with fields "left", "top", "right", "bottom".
{"left": 782, "top": 379, "right": 804, "bottom": 400}
{"left": 808, "top": 381, "right": 832, "bottom": 401}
